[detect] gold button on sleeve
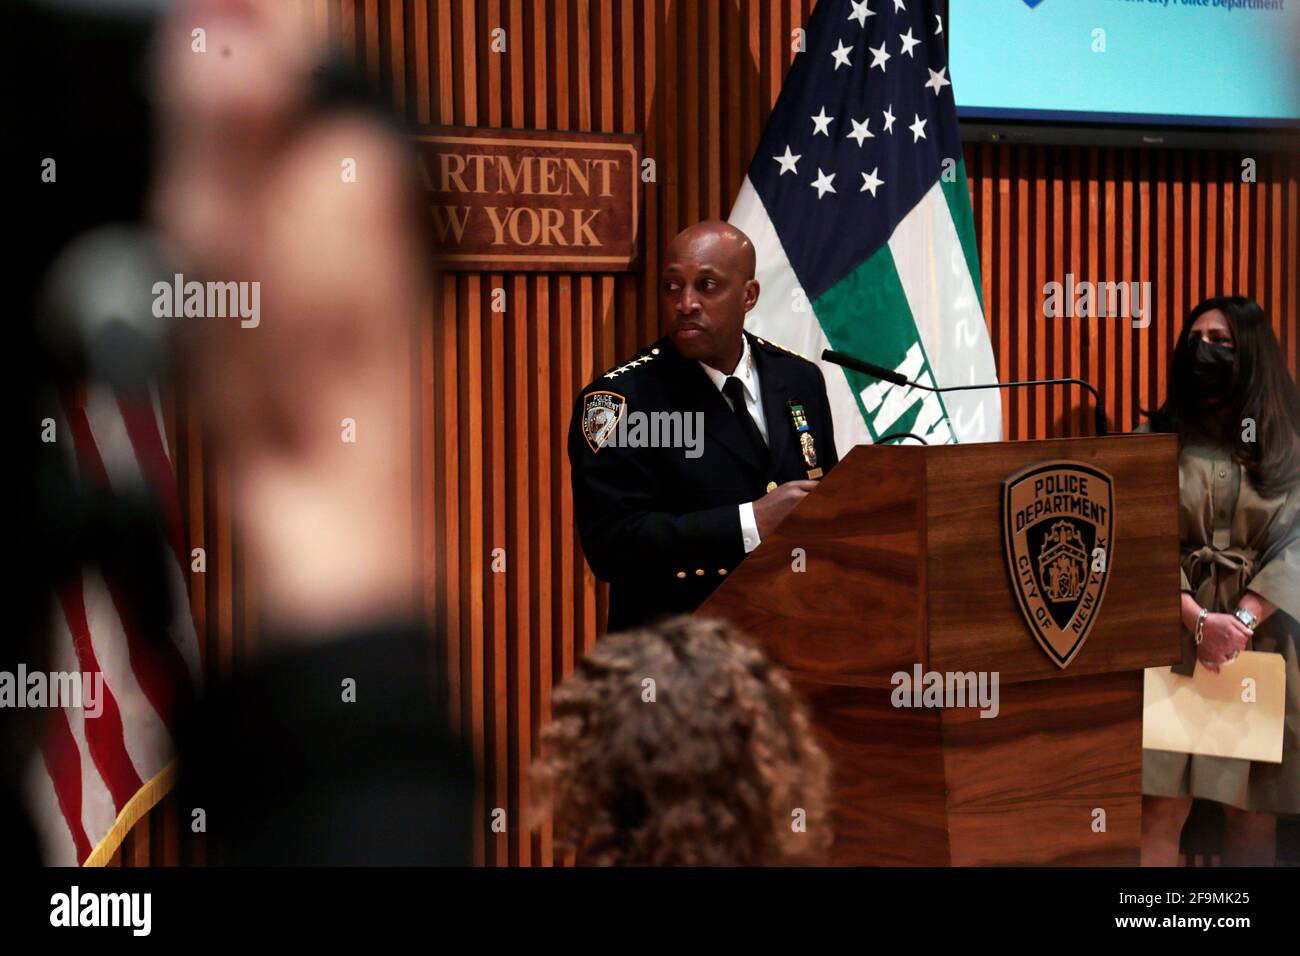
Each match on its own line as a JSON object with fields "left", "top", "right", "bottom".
{"left": 765, "top": 481, "right": 778, "bottom": 493}
{"left": 675, "top": 571, "right": 686, "bottom": 579}
{"left": 694, "top": 568, "right": 705, "bottom": 576}
{"left": 717, "top": 568, "right": 727, "bottom": 576}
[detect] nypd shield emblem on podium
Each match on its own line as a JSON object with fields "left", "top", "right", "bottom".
{"left": 1002, "top": 460, "right": 1115, "bottom": 669}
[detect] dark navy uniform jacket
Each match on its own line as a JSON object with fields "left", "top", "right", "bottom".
{"left": 567, "top": 331, "right": 839, "bottom": 631}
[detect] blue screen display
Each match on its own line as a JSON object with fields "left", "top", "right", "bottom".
{"left": 949, "top": 0, "right": 1300, "bottom": 127}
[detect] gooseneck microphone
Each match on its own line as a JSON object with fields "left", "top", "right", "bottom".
{"left": 821, "top": 348, "right": 1109, "bottom": 438}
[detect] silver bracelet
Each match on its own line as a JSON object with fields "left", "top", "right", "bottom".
{"left": 1194, "top": 607, "right": 1209, "bottom": 645}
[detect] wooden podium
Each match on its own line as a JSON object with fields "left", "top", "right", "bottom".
{"left": 697, "top": 434, "right": 1182, "bottom": 865}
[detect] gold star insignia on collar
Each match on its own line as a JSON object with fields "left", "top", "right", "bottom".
{"left": 604, "top": 347, "right": 661, "bottom": 379}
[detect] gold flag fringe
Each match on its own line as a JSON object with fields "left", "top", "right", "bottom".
{"left": 83, "top": 760, "right": 177, "bottom": 867}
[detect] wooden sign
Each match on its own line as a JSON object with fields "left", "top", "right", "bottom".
{"left": 413, "top": 126, "right": 642, "bottom": 272}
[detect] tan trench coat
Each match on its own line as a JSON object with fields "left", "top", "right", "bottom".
{"left": 1140, "top": 434, "right": 1300, "bottom": 813}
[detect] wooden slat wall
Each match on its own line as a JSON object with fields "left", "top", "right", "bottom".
{"left": 108, "top": 0, "right": 1298, "bottom": 866}
{"left": 970, "top": 144, "right": 1299, "bottom": 440}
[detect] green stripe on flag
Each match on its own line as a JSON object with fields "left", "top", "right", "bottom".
{"left": 811, "top": 243, "right": 952, "bottom": 443}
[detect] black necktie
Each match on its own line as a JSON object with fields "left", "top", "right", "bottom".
{"left": 722, "top": 376, "right": 768, "bottom": 463}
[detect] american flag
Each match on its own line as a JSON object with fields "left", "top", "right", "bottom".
{"left": 729, "top": 0, "right": 1001, "bottom": 449}
{"left": 29, "top": 386, "right": 200, "bottom": 866}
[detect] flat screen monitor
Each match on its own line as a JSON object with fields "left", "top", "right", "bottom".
{"left": 945, "top": 0, "right": 1300, "bottom": 147}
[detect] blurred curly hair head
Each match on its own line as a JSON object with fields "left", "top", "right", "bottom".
{"left": 531, "top": 616, "right": 831, "bottom": 865}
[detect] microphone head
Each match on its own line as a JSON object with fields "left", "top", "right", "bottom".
{"left": 821, "top": 349, "right": 908, "bottom": 387}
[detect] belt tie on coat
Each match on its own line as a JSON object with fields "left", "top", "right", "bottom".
{"left": 1184, "top": 544, "right": 1258, "bottom": 615}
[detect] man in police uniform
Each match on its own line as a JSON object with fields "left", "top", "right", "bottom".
{"left": 567, "top": 220, "right": 839, "bottom": 631}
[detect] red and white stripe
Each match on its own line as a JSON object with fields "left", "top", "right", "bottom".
{"left": 28, "top": 386, "right": 201, "bottom": 866}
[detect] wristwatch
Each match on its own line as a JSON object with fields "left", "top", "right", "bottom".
{"left": 1233, "top": 606, "right": 1259, "bottom": 631}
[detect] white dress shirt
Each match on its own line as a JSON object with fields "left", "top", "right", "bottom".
{"left": 697, "top": 335, "right": 768, "bottom": 554}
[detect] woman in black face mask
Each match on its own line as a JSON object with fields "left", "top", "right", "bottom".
{"left": 1139, "top": 296, "right": 1300, "bottom": 866}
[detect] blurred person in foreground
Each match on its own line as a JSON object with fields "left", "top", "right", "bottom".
{"left": 1138, "top": 296, "right": 1300, "bottom": 867}
{"left": 153, "top": 0, "right": 470, "bottom": 863}
{"left": 531, "top": 616, "right": 832, "bottom": 865}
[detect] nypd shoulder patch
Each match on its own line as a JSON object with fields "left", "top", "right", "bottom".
{"left": 581, "top": 390, "right": 626, "bottom": 453}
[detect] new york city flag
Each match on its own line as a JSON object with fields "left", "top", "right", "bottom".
{"left": 729, "top": 0, "right": 1001, "bottom": 452}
